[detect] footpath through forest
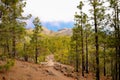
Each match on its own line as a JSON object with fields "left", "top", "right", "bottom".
{"left": 0, "top": 55, "right": 111, "bottom": 80}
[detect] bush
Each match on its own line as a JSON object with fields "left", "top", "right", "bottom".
{"left": 0, "top": 54, "right": 7, "bottom": 61}
{"left": 0, "top": 66, "right": 4, "bottom": 71}
{"left": 0, "top": 59, "right": 15, "bottom": 72}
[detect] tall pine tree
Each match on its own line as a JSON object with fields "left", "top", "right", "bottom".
{"left": 89, "top": 0, "right": 105, "bottom": 80}
{"left": 32, "top": 17, "right": 42, "bottom": 63}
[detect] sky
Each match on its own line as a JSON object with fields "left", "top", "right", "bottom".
{"left": 23, "top": 0, "right": 89, "bottom": 31}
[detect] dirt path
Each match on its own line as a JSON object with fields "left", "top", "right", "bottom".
{"left": 45, "top": 54, "right": 54, "bottom": 66}
{"left": 45, "top": 67, "right": 74, "bottom": 80}
{"left": 0, "top": 57, "right": 75, "bottom": 80}
{"left": 0, "top": 55, "right": 111, "bottom": 80}
{"left": 42, "top": 54, "right": 74, "bottom": 80}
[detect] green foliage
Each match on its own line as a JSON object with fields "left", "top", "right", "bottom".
{"left": 0, "top": 59, "right": 15, "bottom": 72}
{"left": 46, "top": 36, "right": 70, "bottom": 64}
{"left": 4, "top": 59, "right": 15, "bottom": 71}
{"left": 0, "top": 0, "right": 28, "bottom": 57}
{"left": 0, "top": 54, "right": 7, "bottom": 60}
{"left": 0, "top": 0, "right": 119, "bottom": 79}
{"left": 31, "top": 17, "right": 42, "bottom": 63}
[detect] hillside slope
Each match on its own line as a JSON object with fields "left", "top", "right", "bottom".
{"left": 0, "top": 59, "right": 111, "bottom": 80}
{"left": 0, "top": 60, "right": 73, "bottom": 80}
{"left": 55, "top": 28, "right": 72, "bottom": 36}
{"left": 26, "top": 27, "right": 72, "bottom": 36}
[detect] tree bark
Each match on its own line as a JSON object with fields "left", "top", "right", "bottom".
{"left": 76, "top": 40, "right": 80, "bottom": 80}
{"left": 75, "top": 32, "right": 79, "bottom": 72}
{"left": 103, "top": 44, "right": 106, "bottom": 76}
{"left": 35, "top": 37, "right": 38, "bottom": 64}
{"left": 0, "top": 11, "right": 2, "bottom": 18}
{"left": 24, "top": 43, "right": 28, "bottom": 61}
{"left": 93, "top": 1, "right": 100, "bottom": 79}
{"left": 81, "top": 27, "right": 85, "bottom": 77}
{"left": 80, "top": 11, "right": 85, "bottom": 77}
{"left": 12, "top": 29, "right": 16, "bottom": 57}
{"left": 117, "top": 5, "right": 120, "bottom": 80}
{"left": 115, "top": 47, "right": 118, "bottom": 80}
{"left": 6, "top": 39, "right": 10, "bottom": 57}
{"left": 86, "top": 31, "right": 89, "bottom": 73}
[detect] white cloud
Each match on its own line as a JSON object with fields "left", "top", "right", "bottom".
{"left": 23, "top": 0, "right": 80, "bottom": 22}
{"left": 49, "top": 21, "right": 61, "bottom": 27}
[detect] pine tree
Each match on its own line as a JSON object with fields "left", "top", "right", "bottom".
{"left": 108, "top": 0, "right": 120, "bottom": 79}
{"left": 70, "top": 22, "right": 81, "bottom": 80}
{"left": 89, "top": 0, "right": 105, "bottom": 80}
{"left": 0, "top": 0, "right": 27, "bottom": 57}
{"left": 75, "top": 1, "right": 86, "bottom": 77}
{"left": 32, "top": 17, "right": 42, "bottom": 63}
{"left": 85, "top": 23, "right": 91, "bottom": 74}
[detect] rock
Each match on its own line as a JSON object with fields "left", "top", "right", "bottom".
{"left": 45, "top": 69, "right": 55, "bottom": 76}
{"left": 54, "top": 63, "right": 61, "bottom": 71}
{"left": 38, "top": 65, "right": 41, "bottom": 68}
{"left": 60, "top": 67, "right": 67, "bottom": 73}
{"left": 2, "top": 76, "right": 6, "bottom": 80}
{"left": 26, "top": 74, "right": 32, "bottom": 78}
{"left": 54, "top": 62, "right": 76, "bottom": 78}
{"left": 63, "top": 72, "right": 68, "bottom": 76}
{"left": 40, "top": 62, "right": 48, "bottom": 66}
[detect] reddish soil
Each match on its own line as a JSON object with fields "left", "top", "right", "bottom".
{"left": 0, "top": 60, "right": 74, "bottom": 80}
{"left": 0, "top": 60, "right": 111, "bottom": 80}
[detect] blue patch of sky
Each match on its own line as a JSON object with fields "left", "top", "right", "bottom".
{"left": 42, "top": 21, "right": 74, "bottom": 31}
{"left": 25, "top": 17, "right": 74, "bottom": 31}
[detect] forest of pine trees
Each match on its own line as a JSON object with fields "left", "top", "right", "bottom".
{"left": 0, "top": 0, "right": 120, "bottom": 80}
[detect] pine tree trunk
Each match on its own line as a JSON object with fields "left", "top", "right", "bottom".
{"left": 35, "top": 38, "right": 38, "bottom": 64}
{"left": 80, "top": 11, "right": 85, "bottom": 77}
{"left": 12, "top": 29, "right": 16, "bottom": 57}
{"left": 103, "top": 44, "right": 106, "bottom": 76}
{"left": 114, "top": 10, "right": 118, "bottom": 79}
{"left": 93, "top": 2, "right": 100, "bottom": 80}
{"left": 111, "top": 57, "right": 113, "bottom": 77}
{"left": 115, "top": 47, "right": 118, "bottom": 80}
{"left": 95, "top": 23, "right": 100, "bottom": 80}
{"left": 35, "top": 46, "right": 38, "bottom": 64}
{"left": 75, "top": 41, "right": 79, "bottom": 72}
{"left": 86, "top": 31, "right": 89, "bottom": 73}
{"left": 118, "top": 25, "right": 120, "bottom": 80}
{"left": 117, "top": 5, "right": 120, "bottom": 80}
{"left": 6, "top": 40, "right": 10, "bottom": 57}
{"left": 76, "top": 41, "right": 79, "bottom": 80}
{"left": 118, "top": 46, "right": 120, "bottom": 80}
{"left": 81, "top": 27, "right": 85, "bottom": 77}
{"left": 0, "top": 11, "right": 2, "bottom": 18}
{"left": 12, "top": 6, "right": 16, "bottom": 58}
{"left": 24, "top": 43, "right": 28, "bottom": 61}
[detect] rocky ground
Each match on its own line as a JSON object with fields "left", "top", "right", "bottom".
{"left": 0, "top": 55, "right": 111, "bottom": 80}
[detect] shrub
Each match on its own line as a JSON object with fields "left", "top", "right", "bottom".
{"left": 0, "top": 54, "right": 7, "bottom": 61}
{"left": 0, "top": 59, "right": 15, "bottom": 72}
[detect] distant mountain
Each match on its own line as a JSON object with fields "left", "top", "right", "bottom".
{"left": 26, "top": 27, "right": 73, "bottom": 36}
{"left": 42, "top": 27, "right": 73, "bottom": 36}
{"left": 26, "top": 27, "right": 54, "bottom": 35}
{"left": 55, "top": 28, "right": 72, "bottom": 36}
{"left": 41, "top": 27, "right": 54, "bottom": 35}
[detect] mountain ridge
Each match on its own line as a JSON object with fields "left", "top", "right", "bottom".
{"left": 26, "top": 26, "right": 73, "bottom": 36}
